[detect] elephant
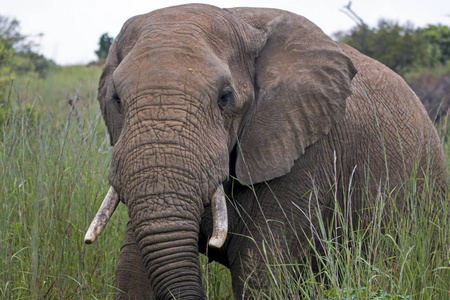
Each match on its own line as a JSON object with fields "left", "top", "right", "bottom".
{"left": 84, "top": 4, "right": 448, "bottom": 299}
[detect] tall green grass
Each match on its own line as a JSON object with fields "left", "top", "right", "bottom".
{"left": 1, "top": 65, "right": 449, "bottom": 299}
{"left": 0, "top": 66, "right": 129, "bottom": 298}
{"left": 239, "top": 171, "right": 449, "bottom": 299}
{"left": 0, "top": 65, "right": 233, "bottom": 299}
{"left": 237, "top": 122, "right": 450, "bottom": 299}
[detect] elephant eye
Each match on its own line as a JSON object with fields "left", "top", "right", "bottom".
{"left": 112, "top": 92, "right": 122, "bottom": 112}
{"left": 113, "top": 93, "right": 121, "bottom": 104}
{"left": 218, "top": 88, "right": 233, "bottom": 111}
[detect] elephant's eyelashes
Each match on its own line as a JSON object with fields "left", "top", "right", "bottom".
{"left": 218, "top": 88, "right": 233, "bottom": 111}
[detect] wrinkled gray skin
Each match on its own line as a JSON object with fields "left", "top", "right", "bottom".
{"left": 96, "top": 4, "right": 448, "bottom": 299}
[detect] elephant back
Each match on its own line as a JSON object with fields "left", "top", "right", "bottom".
{"left": 337, "top": 42, "right": 448, "bottom": 196}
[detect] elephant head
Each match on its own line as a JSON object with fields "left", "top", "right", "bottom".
{"left": 86, "top": 4, "right": 356, "bottom": 299}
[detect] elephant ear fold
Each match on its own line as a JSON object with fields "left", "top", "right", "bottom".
{"left": 230, "top": 8, "right": 357, "bottom": 185}
{"left": 98, "top": 41, "right": 121, "bottom": 146}
{"left": 98, "top": 15, "right": 141, "bottom": 146}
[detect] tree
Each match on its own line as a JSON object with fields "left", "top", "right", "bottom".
{"left": 0, "top": 16, "right": 53, "bottom": 102}
{"left": 335, "top": 20, "right": 433, "bottom": 75}
{"left": 95, "top": 33, "right": 113, "bottom": 61}
{"left": 0, "top": 16, "right": 20, "bottom": 73}
{"left": 0, "top": 16, "right": 21, "bottom": 101}
{"left": 0, "top": 16, "right": 22, "bottom": 48}
{"left": 420, "top": 25, "right": 450, "bottom": 64}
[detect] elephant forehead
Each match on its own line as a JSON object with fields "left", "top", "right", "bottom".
{"left": 110, "top": 5, "right": 257, "bottom": 99}
{"left": 139, "top": 4, "right": 239, "bottom": 39}
{"left": 117, "top": 4, "right": 249, "bottom": 62}
{"left": 112, "top": 48, "right": 231, "bottom": 100}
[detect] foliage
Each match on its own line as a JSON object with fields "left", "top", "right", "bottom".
{"left": 336, "top": 20, "right": 450, "bottom": 121}
{"left": 335, "top": 21, "right": 450, "bottom": 75}
{"left": 238, "top": 151, "right": 450, "bottom": 299}
{"left": 95, "top": 33, "right": 114, "bottom": 62}
{"left": 0, "top": 34, "right": 16, "bottom": 102}
{"left": 406, "top": 65, "right": 450, "bottom": 122}
{"left": 0, "top": 15, "right": 54, "bottom": 104}
{"left": 0, "top": 65, "right": 116, "bottom": 299}
{"left": 1, "top": 64, "right": 449, "bottom": 300}
{"left": 325, "top": 287, "right": 412, "bottom": 299}
{"left": 0, "top": 63, "right": 233, "bottom": 299}
{"left": 335, "top": 20, "right": 430, "bottom": 74}
{"left": 0, "top": 64, "right": 101, "bottom": 129}
{"left": 0, "top": 16, "right": 23, "bottom": 48}
{"left": 14, "top": 50, "right": 54, "bottom": 78}
{"left": 420, "top": 25, "right": 450, "bottom": 65}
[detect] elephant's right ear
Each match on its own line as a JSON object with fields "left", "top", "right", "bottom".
{"left": 98, "top": 40, "right": 123, "bottom": 146}
{"left": 98, "top": 15, "right": 141, "bottom": 146}
{"left": 229, "top": 8, "right": 357, "bottom": 185}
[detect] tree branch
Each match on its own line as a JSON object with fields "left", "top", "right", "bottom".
{"left": 340, "top": 1, "right": 366, "bottom": 26}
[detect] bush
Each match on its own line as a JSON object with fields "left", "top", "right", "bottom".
{"left": 0, "top": 15, "right": 54, "bottom": 102}
{"left": 409, "top": 72, "right": 450, "bottom": 122}
{"left": 95, "top": 33, "right": 113, "bottom": 62}
{"left": 405, "top": 63, "right": 450, "bottom": 122}
{"left": 335, "top": 21, "right": 450, "bottom": 76}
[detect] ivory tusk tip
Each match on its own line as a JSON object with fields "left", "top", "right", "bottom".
{"left": 209, "top": 184, "right": 228, "bottom": 249}
{"left": 84, "top": 232, "right": 96, "bottom": 244}
{"left": 84, "top": 186, "right": 120, "bottom": 245}
{"left": 208, "top": 236, "right": 225, "bottom": 248}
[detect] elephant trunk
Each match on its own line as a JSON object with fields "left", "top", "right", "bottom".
{"left": 133, "top": 203, "right": 203, "bottom": 299}
{"left": 125, "top": 161, "right": 205, "bottom": 299}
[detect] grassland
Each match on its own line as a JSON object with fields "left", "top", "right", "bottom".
{"left": 1, "top": 65, "right": 449, "bottom": 299}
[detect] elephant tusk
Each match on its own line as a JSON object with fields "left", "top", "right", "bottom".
{"left": 208, "top": 184, "right": 228, "bottom": 248}
{"left": 84, "top": 186, "right": 120, "bottom": 244}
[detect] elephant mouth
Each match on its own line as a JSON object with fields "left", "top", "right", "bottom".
{"left": 85, "top": 184, "right": 228, "bottom": 248}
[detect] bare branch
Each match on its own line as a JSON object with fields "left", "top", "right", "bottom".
{"left": 341, "top": 1, "right": 366, "bottom": 26}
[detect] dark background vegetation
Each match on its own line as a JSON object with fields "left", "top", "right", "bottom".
{"left": 335, "top": 4, "right": 450, "bottom": 121}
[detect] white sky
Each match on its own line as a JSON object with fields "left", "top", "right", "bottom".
{"left": 2, "top": 0, "right": 450, "bottom": 65}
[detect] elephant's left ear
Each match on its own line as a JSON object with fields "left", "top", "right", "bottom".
{"left": 229, "top": 8, "right": 357, "bottom": 185}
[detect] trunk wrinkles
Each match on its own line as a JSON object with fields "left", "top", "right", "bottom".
{"left": 125, "top": 149, "right": 206, "bottom": 299}
{"left": 110, "top": 92, "right": 219, "bottom": 299}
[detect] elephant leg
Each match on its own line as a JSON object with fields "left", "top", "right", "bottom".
{"left": 114, "top": 220, "right": 154, "bottom": 300}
